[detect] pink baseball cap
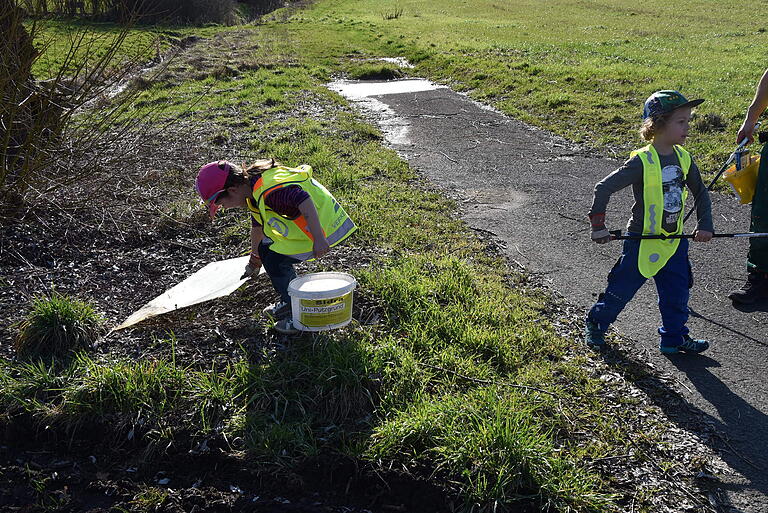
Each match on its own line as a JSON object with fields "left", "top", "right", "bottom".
{"left": 195, "top": 160, "right": 233, "bottom": 219}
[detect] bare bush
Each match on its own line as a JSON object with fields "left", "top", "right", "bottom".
{"left": 241, "top": 0, "right": 284, "bottom": 16}
{"left": 1, "top": 0, "right": 182, "bottom": 215}
{"left": 20, "top": 0, "right": 242, "bottom": 24}
{"left": 381, "top": 7, "right": 404, "bottom": 20}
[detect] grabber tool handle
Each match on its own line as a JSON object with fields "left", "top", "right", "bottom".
{"left": 609, "top": 230, "right": 768, "bottom": 240}
{"left": 609, "top": 230, "right": 692, "bottom": 240}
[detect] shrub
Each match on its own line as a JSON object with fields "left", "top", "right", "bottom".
{"left": 17, "top": 0, "right": 244, "bottom": 24}
{"left": 15, "top": 292, "right": 104, "bottom": 360}
{"left": 1, "top": 2, "right": 169, "bottom": 211}
{"left": 694, "top": 112, "right": 726, "bottom": 134}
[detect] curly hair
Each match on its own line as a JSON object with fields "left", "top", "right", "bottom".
{"left": 639, "top": 112, "right": 673, "bottom": 141}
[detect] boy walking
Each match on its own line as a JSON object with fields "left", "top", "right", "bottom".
{"left": 585, "top": 90, "right": 714, "bottom": 354}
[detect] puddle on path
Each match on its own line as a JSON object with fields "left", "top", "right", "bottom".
{"left": 328, "top": 79, "right": 446, "bottom": 146}
{"left": 329, "top": 78, "right": 443, "bottom": 99}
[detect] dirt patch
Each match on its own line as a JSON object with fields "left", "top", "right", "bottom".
{"left": 0, "top": 440, "right": 453, "bottom": 513}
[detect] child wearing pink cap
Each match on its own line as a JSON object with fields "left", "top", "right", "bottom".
{"left": 195, "top": 159, "right": 357, "bottom": 334}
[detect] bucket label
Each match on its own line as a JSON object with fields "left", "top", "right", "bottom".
{"left": 299, "top": 292, "right": 352, "bottom": 327}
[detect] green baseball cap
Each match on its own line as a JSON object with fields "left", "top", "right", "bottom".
{"left": 643, "top": 90, "right": 704, "bottom": 120}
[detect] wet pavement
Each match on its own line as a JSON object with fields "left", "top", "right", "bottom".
{"left": 331, "top": 78, "right": 768, "bottom": 513}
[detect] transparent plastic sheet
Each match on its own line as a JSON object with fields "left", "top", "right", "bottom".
{"left": 115, "top": 256, "right": 265, "bottom": 330}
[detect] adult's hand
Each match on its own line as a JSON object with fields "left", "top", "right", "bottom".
{"left": 737, "top": 120, "right": 756, "bottom": 146}
{"left": 589, "top": 213, "right": 611, "bottom": 244}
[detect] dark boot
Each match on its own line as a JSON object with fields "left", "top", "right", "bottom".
{"left": 728, "top": 272, "right": 768, "bottom": 304}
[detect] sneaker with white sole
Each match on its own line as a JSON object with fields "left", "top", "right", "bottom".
{"left": 660, "top": 334, "right": 709, "bottom": 355}
{"left": 262, "top": 301, "right": 291, "bottom": 319}
{"left": 274, "top": 318, "right": 301, "bottom": 335}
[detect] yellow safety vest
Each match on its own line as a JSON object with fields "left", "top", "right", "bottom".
{"left": 246, "top": 165, "right": 357, "bottom": 260}
{"left": 633, "top": 144, "right": 690, "bottom": 278}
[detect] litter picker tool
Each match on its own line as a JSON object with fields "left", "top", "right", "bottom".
{"left": 682, "top": 121, "right": 761, "bottom": 223}
{"left": 610, "top": 230, "right": 768, "bottom": 241}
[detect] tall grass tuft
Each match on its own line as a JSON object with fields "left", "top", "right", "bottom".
{"left": 14, "top": 292, "right": 104, "bottom": 360}
{"left": 381, "top": 7, "right": 404, "bottom": 20}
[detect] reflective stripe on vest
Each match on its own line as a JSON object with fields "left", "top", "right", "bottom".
{"left": 633, "top": 144, "right": 690, "bottom": 278}
{"left": 246, "top": 165, "right": 357, "bottom": 260}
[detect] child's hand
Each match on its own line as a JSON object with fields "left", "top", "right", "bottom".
{"left": 313, "top": 236, "right": 331, "bottom": 258}
{"left": 693, "top": 230, "right": 713, "bottom": 242}
{"left": 591, "top": 230, "right": 611, "bottom": 244}
{"left": 240, "top": 253, "right": 262, "bottom": 279}
{"left": 589, "top": 213, "right": 611, "bottom": 244}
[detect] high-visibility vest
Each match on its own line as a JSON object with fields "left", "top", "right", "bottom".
{"left": 246, "top": 165, "right": 357, "bottom": 260}
{"left": 633, "top": 144, "right": 691, "bottom": 278}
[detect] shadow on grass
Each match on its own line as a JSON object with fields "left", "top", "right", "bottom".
{"left": 238, "top": 329, "right": 452, "bottom": 513}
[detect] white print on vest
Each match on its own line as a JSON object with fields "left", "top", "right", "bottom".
{"left": 267, "top": 217, "right": 289, "bottom": 237}
{"left": 661, "top": 165, "right": 684, "bottom": 231}
{"left": 661, "top": 165, "right": 684, "bottom": 214}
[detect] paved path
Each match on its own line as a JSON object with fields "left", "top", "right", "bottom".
{"left": 332, "top": 79, "right": 768, "bottom": 513}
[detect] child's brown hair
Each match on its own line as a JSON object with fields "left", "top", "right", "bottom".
{"left": 223, "top": 158, "right": 281, "bottom": 188}
{"left": 639, "top": 113, "right": 673, "bottom": 141}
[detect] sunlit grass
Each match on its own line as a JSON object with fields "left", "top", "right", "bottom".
{"left": 285, "top": 0, "right": 768, "bottom": 173}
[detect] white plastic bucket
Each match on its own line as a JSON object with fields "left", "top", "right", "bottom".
{"left": 287, "top": 272, "right": 357, "bottom": 331}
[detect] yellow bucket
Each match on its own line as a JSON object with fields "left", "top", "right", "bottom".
{"left": 724, "top": 154, "right": 760, "bottom": 204}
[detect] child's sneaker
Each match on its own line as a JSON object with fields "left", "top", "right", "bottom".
{"left": 262, "top": 301, "right": 291, "bottom": 320}
{"left": 585, "top": 319, "right": 606, "bottom": 352}
{"left": 660, "top": 334, "right": 709, "bottom": 355}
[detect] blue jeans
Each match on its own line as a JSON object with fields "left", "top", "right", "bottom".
{"left": 258, "top": 239, "right": 301, "bottom": 303}
{"left": 588, "top": 235, "right": 693, "bottom": 348}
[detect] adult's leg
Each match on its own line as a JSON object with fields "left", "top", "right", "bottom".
{"left": 730, "top": 143, "right": 768, "bottom": 303}
{"left": 653, "top": 238, "right": 691, "bottom": 348}
{"left": 747, "top": 143, "right": 768, "bottom": 273}
{"left": 588, "top": 238, "right": 648, "bottom": 331}
{"left": 258, "top": 240, "right": 301, "bottom": 303}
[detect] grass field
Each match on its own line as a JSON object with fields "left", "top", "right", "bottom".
{"left": 29, "top": 19, "right": 231, "bottom": 80}
{"left": 281, "top": 0, "right": 768, "bottom": 173}
{"left": 0, "top": 3, "right": 729, "bottom": 511}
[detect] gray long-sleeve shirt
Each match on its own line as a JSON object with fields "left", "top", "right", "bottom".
{"left": 589, "top": 150, "right": 714, "bottom": 234}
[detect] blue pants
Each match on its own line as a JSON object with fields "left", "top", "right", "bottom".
{"left": 258, "top": 239, "right": 301, "bottom": 303}
{"left": 588, "top": 235, "right": 693, "bottom": 348}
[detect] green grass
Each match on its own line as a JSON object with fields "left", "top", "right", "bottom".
{"left": 14, "top": 292, "right": 103, "bottom": 360}
{"left": 30, "top": 19, "right": 234, "bottom": 80}
{"left": 280, "top": 0, "right": 768, "bottom": 174}
{"left": 30, "top": 19, "right": 160, "bottom": 79}
{"left": 0, "top": 14, "right": 707, "bottom": 512}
